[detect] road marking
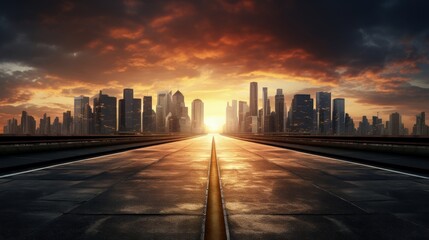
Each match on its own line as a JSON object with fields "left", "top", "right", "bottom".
{"left": 203, "top": 137, "right": 229, "bottom": 240}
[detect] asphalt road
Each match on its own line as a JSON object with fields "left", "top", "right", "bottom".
{"left": 0, "top": 134, "right": 428, "bottom": 240}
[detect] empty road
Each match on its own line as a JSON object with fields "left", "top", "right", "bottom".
{"left": 0, "top": 135, "right": 428, "bottom": 239}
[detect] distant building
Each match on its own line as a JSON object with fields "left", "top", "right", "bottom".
{"left": 143, "top": 96, "right": 155, "bottom": 133}
{"left": 156, "top": 91, "right": 171, "bottom": 132}
{"left": 357, "top": 116, "right": 371, "bottom": 136}
{"left": 413, "top": 112, "right": 428, "bottom": 136}
{"left": 94, "top": 91, "right": 117, "bottom": 134}
{"left": 332, "top": 98, "right": 345, "bottom": 135}
{"left": 345, "top": 113, "right": 356, "bottom": 135}
{"left": 289, "top": 94, "right": 314, "bottom": 133}
{"left": 62, "top": 111, "right": 73, "bottom": 135}
{"left": 191, "top": 99, "right": 204, "bottom": 133}
{"left": 249, "top": 82, "right": 258, "bottom": 116}
{"left": 388, "top": 112, "right": 402, "bottom": 136}
{"left": 52, "top": 117, "right": 61, "bottom": 136}
{"left": 39, "top": 113, "right": 51, "bottom": 135}
{"left": 119, "top": 89, "right": 141, "bottom": 133}
{"left": 316, "top": 92, "right": 331, "bottom": 135}
{"left": 275, "top": 89, "right": 285, "bottom": 132}
{"left": 372, "top": 116, "right": 383, "bottom": 136}
{"left": 74, "top": 95, "right": 89, "bottom": 135}
{"left": 238, "top": 101, "right": 249, "bottom": 132}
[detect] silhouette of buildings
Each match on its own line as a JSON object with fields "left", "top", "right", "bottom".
{"left": 119, "top": 89, "right": 141, "bottom": 133}
{"left": 316, "top": 92, "right": 331, "bottom": 135}
{"left": 94, "top": 91, "right": 117, "bottom": 135}
{"left": 289, "top": 94, "right": 314, "bottom": 133}
{"left": 74, "top": 95, "right": 89, "bottom": 135}
{"left": 332, "top": 98, "right": 345, "bottom": 135}
{"left": 275, "top": 89, "right": 285, "bottom": 132}
{"left": 191, "top": 99, "right": 204, "bottom": 133}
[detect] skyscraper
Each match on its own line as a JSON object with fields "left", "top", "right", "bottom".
{"left": 192, "top": 99, "right": 204, "bottom": 133}
{"left": 275, "top": 89, "right": 285, "bottom": 132}
{"left": 238, "top": 101, "right": 248, "bottom": 132}
{"left": 156, "top": 90, "right": 170, "bottom": 132}
{"left": 388, "top": 112, "right": 401, "bottom": 136}
{"left": 249, "top": 82, "right": 258, "bottom": 116}
{"left": 20, "top": 111, "right": 27, "bottom": 134}
{"left": 316, "top": 92, "right": 331, "bottom": 135}
{"left": 290, "top": 94, "right": 314, "bottom": 133}
{"left": 74, "top": 95, "right": 89, "bottom": 135}
{"left": 332, "top": 98, "right": 345, "bottom": 135}
{"left": 345, "top": 113, "right": 356, "bottom": 135}
{"left": 414, "top": 112, "right": 427, "bottom": 136}
{"left": 119, "top": 89, "right": 141, "bottom": 133}
{"left": 143, "top": 96, "right": 154, "bottom": 133}
{"left": 62, "top": 111, "right": 73, "bottom": 135}
{"left": 94, "top": 91, "right": 117, "bottom": 134}
{"left": 262, "top": 87, "right": 268, "bottom": 132}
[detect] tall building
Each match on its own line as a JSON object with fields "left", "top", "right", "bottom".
{"left": 4, "top": 118, "right": 18, "bottom": 134}
{"left": 345, "top": 113, "right": 356, "bottom": 135}
{"left": 39, "top": 113, "right": 51, "bottom": 135}
{"left": 388, "top": 112, "right": 401, "bottom": 136}
{"left": 289, "top": 94, "right": 314, "bottom": 133}
{"left": 74, "top": 95, "right": 89, "bottom": 135}
{"left": 262, "top": 87, "right": 268, "bottom": 132}
{"left": 316, "top": 92, "right": 331, "bottom": 135}
{"left": 372, "top": 115, "right": 383, "bottom": 136}
{"left": 332, "top": 98, "right": 345, "bottom": 135}
{"left": 156, "top": 90, "right": 171, "bottom": 132}
{"left": 143, "top": 96, "right": 155, "bottom": 132}
{"left": 119, "top": 89, "right": 141, "bottom": 133}
{"left": 275, "top": 89, "right": 285, "bottom": 132}
{"left": 171, "top": 90, "right": 190, "bottom": 133}
{"left": 249, "top": 82, "right": 258, "bottom": 116}
{"left": 238, "top": 101, "right": 248, "bottom": 132}
{"left": 357, "top": 116, "right": 371, "bottom": 136}
{"left": 191, "top": 99, "right": 204, "bottom": 133}
{"left": 20, "top": 111, "right": 36, "bottom": 135}
{"left": 413, "top": 112, "right": 427, "bottom": 136}
{"left": 52, "top": 117, "right": 61, "bottom": 136}
{"left": 83, "top": 104, "right": 93, "bottom": 135}
{"left": 94, "top": 91, "right": 117, "bottom": 134}
{"left": 62, "top": 111, "right": 73, "bottom": 135}
{"left": 20, "top": 111, "right": 28, "bottom": 134}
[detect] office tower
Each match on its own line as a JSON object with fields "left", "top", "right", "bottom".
{"left": 156, "top": 90, "right": 170, "bottom": 132}
{"left": 232, "top": 100, "right": 238, "bottom": 132}
{"left": 172, "top": 90, "right": 185, "bottom": 116}
{"left": 372, "top": 116, "right": 383, "bottom": 136}
{"left": 4, "top": 118, "right": 18, "bottom": 134}
{"left": 94, "top": 91, "right": 117, "bottom": 135}
{"left": 172, "top": 90, "right": 190, "bottom": 133}
{"left": 289, "top": 94, "right": 314, "bottom": 133}
{"left": 275, "top": 89, "right": 285, "bottom": 132}
{"left": 316, "top": 92, "right": 331, "bottom": 135}
{"left": 262, "top": 87, "right": 268, "bottom": 132}
{"left": 119, "top": 89, "right": 141, "bottom": 133}
{"left": 27, "top": 116, "right": 36, "bottom": 135}
{"left": 249, "top": 82, "right": 258, "bottom": 116}
{"left": 225, "top": 102, "right": 233, "bottom": 133}
{"left": 20, "top": 111, "right": 27, "bottom": 134}
{"left": 388, "top": 112, "right": 401, "bottom": 136}
{"left": 357, "top": 116, "right": 371, "bottom": 136}
{"left": 238, "top": 101, "right": 248, "bottom": 132}
{"left": 62, "top": 111, "right": 73, "bottom": 135}
{"left": 39, "top": 113, "right": 51, "bottom": 135}
{"left": 74, "top": 95, "right": 89, "bottom": 135}
{"left": 83, "top": 104, "right": 93, "bottom": 135}
{"left": 332, "top": 98, "right": 345, "bottom": 135}
{"left": 345, "top": 113, "right": 355, "bottom": 135}
{"left": 52, "top": 117, "right": 61, "bottom": 136}
{"left": 143, "top": 96, "right": 154, "bottom": 132}
{"left": 414, "top": 112, "right": 427, "bottom": 135}
{"left": 191, "top": 99, "right": 204, "bottom": 133}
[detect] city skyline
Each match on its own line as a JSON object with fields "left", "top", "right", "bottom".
{"left": 1, "top": 1, "right": 429, "bottom": 133}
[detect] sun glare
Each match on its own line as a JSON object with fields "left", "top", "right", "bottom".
{"left": 205, "top": 116, "right": 223, "bottom": 133}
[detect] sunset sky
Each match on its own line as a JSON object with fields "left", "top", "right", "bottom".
{"left": 1, "top": 0, "right": 428, "bottom": 132}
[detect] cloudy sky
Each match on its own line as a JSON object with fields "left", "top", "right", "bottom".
{"left": 1, "top": 0, "right": 428, "bottom": 131}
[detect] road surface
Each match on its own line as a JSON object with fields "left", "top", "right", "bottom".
{"left": 0, "top": 134, "right": 428, "bottom": 239}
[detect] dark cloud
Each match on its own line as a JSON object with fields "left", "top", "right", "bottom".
{"left": 0, "top": 0, "right": 428, "bottom": 129}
